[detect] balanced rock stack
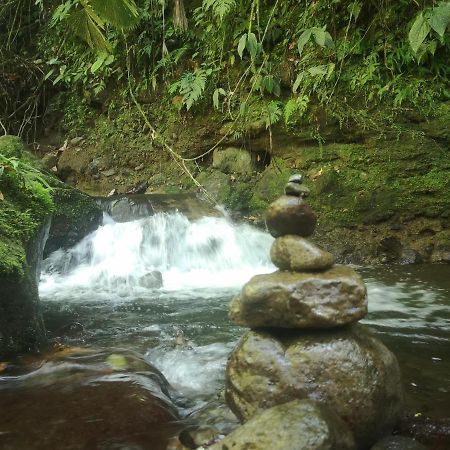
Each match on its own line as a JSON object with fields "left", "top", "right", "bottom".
{"left": 225, "top": 175, "right": 404, "bottom": 449}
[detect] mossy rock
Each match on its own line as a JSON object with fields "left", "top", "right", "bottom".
{"left": 0, "top": 136, "right": 101, "bottom": 356}
{"left": 44, "top": 187, "right": 103, "bottom": 256}
{"left": 196, "top": 170, "right": 231, "bottom": 204}
{"left": 249, "top": 159, "right": 292, "bottom": 212}
{"left": 0, "top": 135, "right": 26, "bottom": 159}
{"left": 0, "top": 138, "right": 53, "bottom": 356}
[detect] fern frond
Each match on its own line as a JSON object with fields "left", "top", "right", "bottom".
{"left": 68, "top": 8, "right": 111, "bottom": 52}
{"left": 203, "top": 0, "right": 236, "bottom": 22}
{"left": 90, "top": 0, "right": 139, "bottom": 30}
{"left": 264, "top": 101, "right": 282, "bottom": 128}
{"left": 171, "top": 69, "right": 208, "bottom": 110}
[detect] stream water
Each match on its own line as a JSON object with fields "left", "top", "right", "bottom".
{"left": 1, "top": 212, "right": 449, "bottom": 449}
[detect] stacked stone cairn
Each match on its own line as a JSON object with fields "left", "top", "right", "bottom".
{"left": 223, "top": 175, "right": 404, "bottom": 450}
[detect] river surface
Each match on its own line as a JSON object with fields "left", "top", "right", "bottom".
{"left": 1, "top": 212, "right": 449, "bottom": 448}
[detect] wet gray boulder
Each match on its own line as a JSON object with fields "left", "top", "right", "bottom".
{"left": 208, "top": 399, "right": 355, "bottom": 450}
{"left": 225, "top": 325, "right": 404, "bottom": 449}
{"left": 266, "top": 195, "right": 317, "bottom": 237}
{"left": 109, "top": 196, "right": 154, "bottom": 222}
{"left": 229, "top": 265, "right": 367, "bottom": 328}
{"left": 271, "top": 235, "right": 335, "bottom": 271}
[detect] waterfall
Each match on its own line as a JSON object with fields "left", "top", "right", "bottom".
{"left": 40, "top": 212, "right": 275, "bottom": 298}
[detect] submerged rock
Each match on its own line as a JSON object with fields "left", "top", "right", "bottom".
{"left": 138, "top": 271, "right": 163, "bottom": 289}
{"left": 266, "top": 195, "right": 317, "bottom": 237}
{"left": 270, "top": 235, "right": 335, "bottom": 271}
{"left": 225, "top": 325, "right": 404, "bottom": 449}
{"left": 0, "top": 350, "right": 182, "bottom": 450}
{"left": 229, "top": 266, "right": 367, "bottom": 328}
{"left": 370, "top": 435, "right": 428, "bottom": 450}
{"left": 208, "top": 399, "right": 355, "bottom": 450}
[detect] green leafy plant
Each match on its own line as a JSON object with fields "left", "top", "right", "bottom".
{"left": 409, "top": 1, "right": 450, "bottom": 56}
{"left": 51, "top": 0, "right": 140, "bottom": 52}
{"left": 169, "top": 68, "right": 212, "bottom": 110}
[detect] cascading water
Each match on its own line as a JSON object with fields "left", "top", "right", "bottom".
{"left": 37, "top": 211, "right": 450, "bottom": 425}
{"left": 41, "top": 212, "right": 274, "bottom": 297}
{"left": 39, "top": 212, "right": 275, "bottom": 402}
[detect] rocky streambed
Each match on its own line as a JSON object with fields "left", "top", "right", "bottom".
{"left": 1, "top": 135, "right": 449, "bottom": 449}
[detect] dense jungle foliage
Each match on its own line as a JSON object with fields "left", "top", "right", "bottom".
{"left": 1, "top": 0, "right": 449, "bottom": 143}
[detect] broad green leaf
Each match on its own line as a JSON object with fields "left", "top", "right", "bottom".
{"left": 292, "top": 72, "right": 305, "bottom": 93}
{"left": 213, "top": 88, "right": 225, "bottom": 109}
{"left": 104, "top": 54, "right": 115, "bottom": 65}
{"left": 308, "top": 65, "right": 327, "bottom": 76}
{"left": 297, "top": 29, "right": 312, "bottom": 56}
{"left": 239, "top": 101, "right": 248, "bottom": 116}
{"left": 44, "top": 69, "right": 55, "bottom": 80}
{"left": 237, "top": 34, "right": 247, "bottom": 58}
{"left": 312, "top": 28, "right": 326, "bottom": 47}
{"left": 91, "top": 54, "right": 106, "bottom": 73}
{"left": 428, "top": 2, "right": 450, "bottom": 38}
{"left": 409, "top": 13, "right": 431, "bottom": 54}
{"left": 246, "top": 32, "right": 258, "bottom": 58}
{"left": 263, "top": 76, "right": 274, "bottom": 94}
{"left": 90, "top": 0, "right": 139, "bottom": 30}
{"left": 312, "top": 27, "right": 334, "bottom": 48}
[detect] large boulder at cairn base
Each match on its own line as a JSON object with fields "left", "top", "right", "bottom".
{"left": 266, "top": 195, "right": 317, "bottom": 237}
{"left": 229, "top": 265, "right": 367, "bottom": 328}
{"left": 209, "top": 399, "right": 355, "bottom": 450}
{"left": 271, "top": 235, "right": 335, "bottom": 271}
{"left": 225, "top": 325, "right": 404, "bottom": 449}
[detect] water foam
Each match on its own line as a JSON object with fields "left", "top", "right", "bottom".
{"left": 40, "top": 212, "right": 274, "bottom": 298}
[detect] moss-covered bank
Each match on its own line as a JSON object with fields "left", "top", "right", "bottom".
{"left": 0, "top": 135, "right": 102, "bottom": 357}
{"left": 44, "top": 98, "right": 449, "bottom": 264}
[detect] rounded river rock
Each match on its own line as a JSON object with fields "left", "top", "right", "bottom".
{"left": 266, "top": 195, "right": 317, "bottom": 237}
{"left": 208, "top": 399, "right": 355, "bottom": 450}
{"left": 229, "top": 265, "right": 367, "bottom": 328}
{"left": 225, "top": 325, "right": 404, "bottom": 449}
{"left": 270, "top": 235, "right": 335, "bottom": 271}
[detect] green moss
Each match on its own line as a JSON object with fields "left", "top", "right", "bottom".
{"left": 51, "top": 187, "right": 100, "bottom": 221}
{"left": 0, "top": 139, "right": 54, "bottom": 278}
{"left": 250, "top": 159, "right": 292, "bottom": 212}
{"left": 0, "top": 135, "right": 25, "bottom": 158}
{"left": 224, "top": 181, "right": 254, "bottom": 212}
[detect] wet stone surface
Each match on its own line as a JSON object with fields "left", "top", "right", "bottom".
{"left": 209, "top": 399, "right": 355, "bottom": 450}
{"left": 229, "top": 265, "right": 367, "bottom": 328}
{"left": 0, "top": 349, "right": 183, "bottom": 450}
{"left": 225, "top": 325, "right": 404, "bottom": 449}
{"left": 270, "top": 234, "right": 335, "bottom": 272}
{"left": 266, "top": 195, "right": 317, "bottom": 238}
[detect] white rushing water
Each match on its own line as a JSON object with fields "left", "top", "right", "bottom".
{"left": 38, "top": 212, "right": 450, "bottom": 409}
{"left": 40, "top": 212, "right": 275, "bottom": 299}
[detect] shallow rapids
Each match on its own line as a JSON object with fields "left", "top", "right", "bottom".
{"left": 41, "top": 212, "right": 274, "bottom": 296}
{"left": 37, "top": 212, "right": 450, "bottom": 418}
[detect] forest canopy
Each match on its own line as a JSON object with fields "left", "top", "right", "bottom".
{"left": 1, "top": 0, "right": 449, "bottom": 140}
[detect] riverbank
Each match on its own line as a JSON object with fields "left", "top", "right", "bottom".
{"left": 34, "top": 97, "right": 450, "bottom": 265}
